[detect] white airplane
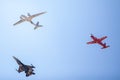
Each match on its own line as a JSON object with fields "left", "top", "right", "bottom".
{"left": 13, "top": 12, "right": 46, "bottom": 26}
{"left": 31, "top": 21, "right": 43, "bottom": 30}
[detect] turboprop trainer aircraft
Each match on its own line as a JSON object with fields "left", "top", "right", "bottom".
{"left": 87, "top": 34, "right": 110, "bottom": 49}
{"left": 13, "top": 56, "right": 35, "bottom": 77}
{"left": 13, "top": 11, "right": 46, "bottom": 26}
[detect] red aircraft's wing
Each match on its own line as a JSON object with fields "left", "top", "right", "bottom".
{"left": 87, "top": 41, "right": 96, "bottom": 44}
{"left": 99, "top": 36, "right": 107, "bottom": 41}
{"left": 91, "top": 35, "right": 98, "bottom": 41}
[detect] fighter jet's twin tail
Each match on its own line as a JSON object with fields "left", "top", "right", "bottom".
{"left": 13, "top": 56, "right": 35, "bottom": 77}
{"left": 13, "top": 11, "right": 46, "bottom": 30}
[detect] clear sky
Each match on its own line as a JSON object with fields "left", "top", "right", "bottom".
{"left": 0, "top": 0, "right": 120, "bottom": 80}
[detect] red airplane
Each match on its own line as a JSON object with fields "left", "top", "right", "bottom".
{"left": 87, "top": 34, "right": 110, "bottom": 49}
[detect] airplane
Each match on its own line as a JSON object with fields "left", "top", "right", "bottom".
{"left": 87, "top": 34, "right": 110, "bottom": 49}
{"left": 31, "top": 21, "right": 43, "bottom": 30}
{"left": 13, "top": 56, "right": 35, "bottom": 77}
{"left": 13, "top": 11, "right": 46, "bottom": 26}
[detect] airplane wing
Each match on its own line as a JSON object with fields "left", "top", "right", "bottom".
{"left": 13, "top": 19, "right": 25, "bottom": 26}
{"left": 87, "top": 41, "right": 96, "bottom": 44}
{"left": 13, "top": 56, "right": 24, "bottom": 66}
{"left": 91, "top": 35, "right": 97, "bottom": 40}
{"left": 31, "top": 12, "right": 46, "bottom": 18}
{"left": 99, "top": 36, "right": 107, "bottom": 41}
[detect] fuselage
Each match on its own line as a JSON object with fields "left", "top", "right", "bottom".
{"left": 20, "top": 15, "right": 33, "bottom": 22}
{"left": 91, "top": 35, "right": 102, "bottom": 43}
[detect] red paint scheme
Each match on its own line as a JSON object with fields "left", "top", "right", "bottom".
{"left": 87, "top": 34, "right": 110, "bottom": 49}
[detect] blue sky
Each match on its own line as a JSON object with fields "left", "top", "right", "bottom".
{"left": 0, "top": 0, "right": 120, "bottom": 80}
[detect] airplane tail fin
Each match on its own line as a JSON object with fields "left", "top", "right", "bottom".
{"left": 101, "top": 43, "right": 110, "bottom": 49}
{"left": 104, "top": 43, "right": 106, "bottom": 45}
{"left": 101, "top": 46, "right": 110, "bottom": 49}
{"left": 31, "top": 64, "right": 35, "bottom": 68}
{"left": 27, "top": 13, "right": 31, "bottom": 16}
{"left": 34, "top": 22, "right": 43, "bottom": 30}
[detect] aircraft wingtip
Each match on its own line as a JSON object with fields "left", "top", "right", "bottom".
{"left": 90, "top": 34, "right": 93, "bottom": 36}
{"left": 43, "top": 11, "right": 47, "bottom": 14}
{"left": 13, "top": 24, "right": 16, "bottom": 26}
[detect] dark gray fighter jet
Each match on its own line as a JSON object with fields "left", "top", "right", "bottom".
{"left": 13, "top": 56, "right": 35, "bottom": 77}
